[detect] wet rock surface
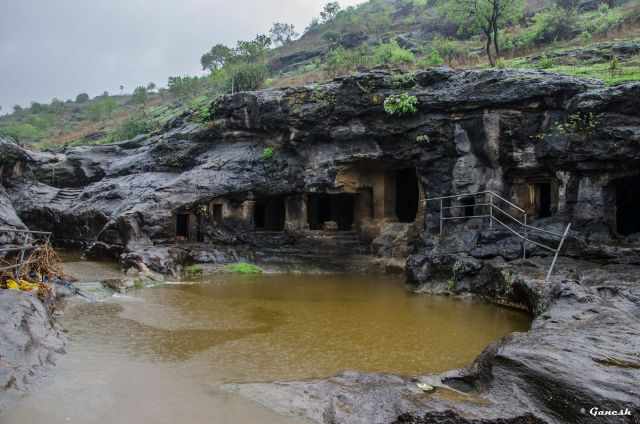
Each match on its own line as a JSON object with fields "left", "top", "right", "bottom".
{"left": 0, "top": 291, "right": 66, "bottom": 407}
{"left": 1, "top": 69, "right": 640, "bottom": 422}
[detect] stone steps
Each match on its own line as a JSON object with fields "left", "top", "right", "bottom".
{"left": 50, "top": 189, "right": 83, "bottom": 205}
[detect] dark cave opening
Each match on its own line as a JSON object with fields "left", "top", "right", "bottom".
{"left": 615, "top": 175, "right": 640, "bottom": 236}
{"left": 254, "top": 197, "right": 286, "bottom": 231}
{"left": 212, "top": 204, "right": 223, "bottom": 225}
{"left": 176, "top": 214, "right": 189, "bottom": 239}
{"left": 395, "top": 169, "right": 419, "bottom": 223}
{"left": 536, "top": 183, "right": 552, "bottom": 218}
{"left": 307, "top": 193, "right": 355, "bottom": 231}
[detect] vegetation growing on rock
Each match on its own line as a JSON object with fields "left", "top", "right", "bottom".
{"left": 384, "top": 93, "right": 419, "bottom": 116}
{"left": 224, "top": 263, "right": 264, "bottom": 274}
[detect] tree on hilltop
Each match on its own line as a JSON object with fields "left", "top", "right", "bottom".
{"left": 269, "top": 22, "right": 299, "bottom": 46}
{"left": 201, "top": 44, "right": 233, "bottom": 72}
{"left": 442, "top": 0, "right": 524, "bottom": 66}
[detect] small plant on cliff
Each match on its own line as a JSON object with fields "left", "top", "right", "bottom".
{"left": 383, "top": 93, "right": 418, "bottom": 116}
{"left": 447, "top": 279, "right": 455, "bottom": 291}
{"left": 416, "top": 134, "right": 430, "bottom": 144}
{"left": 190, "top": 96, "right": 215, "bottom": 124}
{"left": 262, "top": 147, "right": 274, "bottom": 160}
{"left": 391, "top": 73, "right": 416, "bottom": 89}
{"left": 608, "top": 57, "right": 620, "bottom": 78}
{"left": 556, "top": 112, "right": 599, "bottom": 136}
{"left": 224, "top": 262, "right": 264, "bottom": 274}
{"left": 537, "top": 54, "right": 554, "bottom": 69}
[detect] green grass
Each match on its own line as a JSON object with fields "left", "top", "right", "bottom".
{"left": 183, "top": 264, "right": 204, "bottom": 277}
{"left": 507, "top": 54, "right": 640, "bottom": 85}
{"left": 224, "top": 262, "right": 264, "bottom": 274}
{"left": 547, "top": 61, "right": 640, "bottom": 85}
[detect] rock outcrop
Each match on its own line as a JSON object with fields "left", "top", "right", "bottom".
{"left": 0, "top": 291, "right": 66, "bottom": 406}
{"left": 2, "top": 69, "right": 639, "bottom": 273}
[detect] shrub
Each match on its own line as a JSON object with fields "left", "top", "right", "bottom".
{"left": 580, "top": 4, "right": 624, "bottom": 35}
{"left": 224, "top": 262, "right": 264, "bottom": 274}
{"left": 495, "top": 58, "right": 507, "bottom": 69}
{"left": 262, "top": 147, "right": 274, "bottom": 160}
{"left": 325, "top": 46, "right": 374, "bottom": 76}
{"left": 609, "top": 56, "right": 620, "bottom": 77}
{"left": 430, "top": 36, "right": 463, "bottom": 63}
{"left": 418, "top": 49, "right": 444, "bottom": 67}
{"left": 391, "top": 73, "right": 416, "bottom": 88}
{"left": 538, "top": 54, "right": 555, "bottom": 69}
{"left": 322, "top": 31, "right": 342, "bottom": 44}
{"left": 384, "top": 93, "right": 418, "bottom": 116}
{"left": 580, "top": 31, "right": 593, "bottom": 43}
{"left": 325, "top": 47, "right": 350, "bottom": 76}
{"left": 0, "top": 123, "right": 43, "bottom": 142}
{"left": 515, "top": 7, "right": 576, "bottom": 48}
{"left": 113, "top": 116, "right": 154, "bottom": 141}
{"left": 87, "top": 97, "right": 118, "bottom": 121}
{"left": 227, "top": 62, "right": 269, "bottom": 92}
{"left": 184, "top": 264, "right": 203, "bottom": 277}
{"left": 373, "top": 41, "right": 415, "bottom": 66}
{"left": 190, "top": 97, "right": 214, "bottom": 123}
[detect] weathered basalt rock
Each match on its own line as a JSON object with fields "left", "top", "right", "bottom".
{"left": 0, "top": 291, "right": 66, "bottom": 405}
{"left": 2, "top": 69, "right": 640, "bottom": 422}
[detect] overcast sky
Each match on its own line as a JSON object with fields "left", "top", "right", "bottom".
{"left": 0, "top": 0, "right": 364, "bottom": 114}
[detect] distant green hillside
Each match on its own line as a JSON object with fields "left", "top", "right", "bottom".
{"left": 1, "top": 0, "right": 638, "bottom": 151}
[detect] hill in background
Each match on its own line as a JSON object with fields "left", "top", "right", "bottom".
{"left": 1, "top": 0, "right": 639, "bottom": 151}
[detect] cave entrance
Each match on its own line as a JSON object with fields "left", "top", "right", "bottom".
{"left": 536, "top": 183, "right": 552, "bottom": 218}
{"left": 176, "top": 214, "right": 190, "bottom": 239}
{"left": 520, "top": 180, "right": 557, "bottom": 219}
{"left": 461, "top": 197, "right": 475, "bottom": 217}
{"left": 395, "top": 168, "right": 419, "bottom": 223}
{"left": 212, "top": 204, "right": 223, "bottom": 225}
{"left": 307, "top": 194, "right": 355, "bottom": 231}
{"left": 615, "top": 175, "right": 640, "bottom": 236}
{"left": 254, "top": 197, "right": 286, "bottom": 231}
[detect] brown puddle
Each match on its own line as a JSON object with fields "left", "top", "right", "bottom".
{"left": 1, "top": 272, "right": 530, "bottom": 424}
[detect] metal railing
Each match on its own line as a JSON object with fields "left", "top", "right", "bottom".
{"left": 0, "top": 227, "right": 52, "bottom": 279}
{"left": 424, "top": 191, "right": 572, "bottom": 282}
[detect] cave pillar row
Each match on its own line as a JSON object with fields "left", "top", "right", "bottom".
{"left": 187, "top": 212, "right": 198, "bottom": 242}
{"left": 574, "top": 175, "right": 607, "bottom": 227}
{"left": 354, "top": 188, "right": 373, "bottom": 231}
{"left": 556, "top": 171, "right": 571, "bottom": 217}
{"left": 415, "top": 177, "right": 427, "bottom": 231}
{"left": 285, "top": 194, "right": 308, "bottom": 231}
{"left": 242, "top": 200, "right": 257, "bottom": 228}
{"left": 372, "top": 172, "right": 398, "bottom": 222}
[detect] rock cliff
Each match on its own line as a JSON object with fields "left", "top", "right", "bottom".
{"left": 1, "top": 68, "right": 640, "bottom": 422}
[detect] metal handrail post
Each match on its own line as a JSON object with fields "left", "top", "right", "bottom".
{"left": 16, "top": 232, "right": 30, "bottom": 280}
{"left": 545, "top": 223, "right": 572, "bottom": 282}
{"left": 439, "top": 199, "right": 444, "bottom": 235}
{"left": 489, "top": 193, "right": 493, "bottom": 229}
{"left": 523, "top": 213, "right": 527, "bottom": 259}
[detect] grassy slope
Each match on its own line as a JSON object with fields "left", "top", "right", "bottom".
{"left": 1, "top": 0, "right": 639, "bottom": 151}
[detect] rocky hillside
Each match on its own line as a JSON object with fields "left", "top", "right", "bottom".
{"left": 2, "top": 0, "right": 638, "bottom": 151}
